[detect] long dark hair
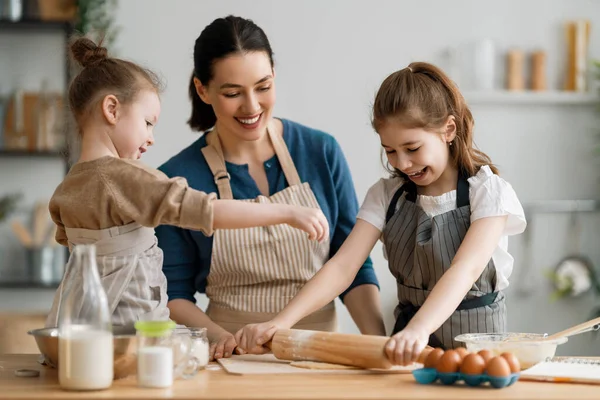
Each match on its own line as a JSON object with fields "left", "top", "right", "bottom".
{"left": 188, "top": 15, "right": 274, "bottom": 132}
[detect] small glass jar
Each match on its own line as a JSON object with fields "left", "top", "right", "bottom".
{"left": 135, "top": 320, "right": 177, "bottom": 388}
{"left": 175, "top": 327, "right": 209, "bottom": 372}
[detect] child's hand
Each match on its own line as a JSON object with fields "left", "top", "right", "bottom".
{"left": 385, "top": 326, "right": 429, "bottom": 366}
{"left": 287, "top": 206, "right": 329, "bottom": 242}
{"left": 209, "top": 331, "right": 240, "bottom": 360}
{"left": 234, "top": 321, "right": 281, "bottom": 354}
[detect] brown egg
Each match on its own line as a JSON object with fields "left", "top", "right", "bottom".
{"left": 424, "top": 348, "right": 445, "bottom": 369}
{"left": 460, "top": 353, "right": 486, "bottom": 376}
{"left": 417, "top": 347, "right": 434, "bottom": 364}
{"left": 436, "top": 349, "right": 462, "bottom": 373}
{"left": 500, "top": 352, "right": 521, "bottom": 373}
{"left": 485, "top": 356, "right": 511, "bottom": 377}
{"left": 477, "top": 349, "right": 494, "bottom": 363}
{"left": 455, "top": 347, "right": 469, "bottom": 360}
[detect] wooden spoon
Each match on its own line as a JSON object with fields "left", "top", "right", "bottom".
{"left": 501, "top": 317, "right": 600, "bottom": 343}
{"left": 543, "top": 317, "right": 600, "bottom": 341}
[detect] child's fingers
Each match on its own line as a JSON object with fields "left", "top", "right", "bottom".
{"left": 313, "top": 219, "right": 324, "bottom": 242}
{"left": 223, "top": 337, "right": 237, "bottom": 358}
{"left": 403, "top": 342, "right": 413, "bottom": 366}
{"left": 394, "top": 339, "right": 406, "bottom": 366}
{"left": 234, "top": 329, "right": 243, "bottom": 347}
{"left": 320, "top": 216, "right": 329, "bottom": 242}
{"left": 411, "top": 341, "right": 423, "bottom": 363}
{"left": 384, "top": 338, "right": 397, "bottom": 363}
{"left": 306, "top": 225, "right": 317, "bottom": 241}
{"left": 213, "top": 339, "right": 226, "bottom": 359}
{"left": 209, "top": 342, "right": 217, "bottom": 361}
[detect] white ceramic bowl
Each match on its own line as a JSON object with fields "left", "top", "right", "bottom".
{"left": 454, "top": 332, "right": 568, "bottom": 369}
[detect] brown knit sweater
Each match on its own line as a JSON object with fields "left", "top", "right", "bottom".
{"left": 49, "top": 156, "right": 216, "bottom": 246}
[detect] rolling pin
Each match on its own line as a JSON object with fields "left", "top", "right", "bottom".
{"left": 269, "top": 329, "right": 393, "bottom": 369}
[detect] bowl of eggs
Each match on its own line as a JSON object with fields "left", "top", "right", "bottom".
{"left": 413, "top": 347, "right": 521, "bottom": 388}
{"left": 454, "top": 333, "right": 568, "bottom": 370}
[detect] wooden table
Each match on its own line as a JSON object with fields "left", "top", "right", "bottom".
{"left": 0, "top": 354, "right": 598, "bottom": 399}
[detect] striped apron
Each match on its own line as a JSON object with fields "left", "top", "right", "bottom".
{"left": 45, "top": 222, "right": 170, "bottom": 327}
{"left": 383, "top": 173, "right": 506, "bottom": 349}
{"left": 200, "top": 124, "right": 336, "bottom": 334}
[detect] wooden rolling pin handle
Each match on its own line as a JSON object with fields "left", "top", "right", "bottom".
{"left": 270, "top": 329, "right": 393, "bottom": 369}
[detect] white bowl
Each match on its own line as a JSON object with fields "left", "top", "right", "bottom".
{"left": 454, "top": 332, "right": 568, "bottom": 369}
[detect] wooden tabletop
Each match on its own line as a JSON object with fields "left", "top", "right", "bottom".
{"left": 0, "top": 354, "right": 598, "bottom": 400}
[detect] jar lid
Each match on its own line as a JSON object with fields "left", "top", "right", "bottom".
{"left": 134, "top": 320, "right": 176, "bottom": 337}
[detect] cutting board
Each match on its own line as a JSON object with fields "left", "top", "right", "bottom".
{"left": 217, "top": 354, "right": 419, "bottom": 375}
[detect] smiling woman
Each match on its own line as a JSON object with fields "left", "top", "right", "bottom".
{"left": 155, "top": 15, "right": 385, "bottom": 362}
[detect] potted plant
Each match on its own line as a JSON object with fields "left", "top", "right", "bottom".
{"left": 74, "top": 0, "right": 119, "bottom": 49}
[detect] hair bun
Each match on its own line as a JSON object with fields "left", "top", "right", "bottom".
{"left": 70, "top": 37, "right": 108, "bottom": 67}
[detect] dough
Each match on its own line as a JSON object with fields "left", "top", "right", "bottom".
{"left": 290, "top": 361, "right": 361, "bottom": 370}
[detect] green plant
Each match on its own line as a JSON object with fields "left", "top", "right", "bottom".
{"left": 74, "top": 0, "right": 120, "bottom": 49}
{"left": 0, "top": 193, "right": 22, "bottom": 223}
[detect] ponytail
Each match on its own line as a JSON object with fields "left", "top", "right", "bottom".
{"left": 187, "top": 72, "right": 216, "bottom": 132}
{"left": 372, "top": 61, "right": 498, "bottom": 178}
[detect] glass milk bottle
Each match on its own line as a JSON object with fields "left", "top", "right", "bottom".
{"left": 57, "top": 244, "right": 113, "bottom": 390}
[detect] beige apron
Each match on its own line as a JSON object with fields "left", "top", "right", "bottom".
{"left": 45, "top": 222, "right": 170, "bottom": 327}
{"left": 200, "top": 124, "right": 336, "bottom": 334}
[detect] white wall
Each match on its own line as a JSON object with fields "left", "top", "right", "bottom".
{"left": 2, "top": 0, "right": 600, "bottom": 356}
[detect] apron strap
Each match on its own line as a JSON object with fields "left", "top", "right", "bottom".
{"left": 385, "top": 181, "right": 416, "bottom": 224}
{"left": 201, "top": 130, "right": 233, "bottom": 200}
{"left": 385, "top": 171, "right": 471, "bottom": 224}
{"left": 456, "top": 171, "right": 470, "bottom": 208}
{"left": 201, "top": 121, "right": 303, "bottom": 200}
{"left": 266, "top": 122, "right": 301, "bottom": 186}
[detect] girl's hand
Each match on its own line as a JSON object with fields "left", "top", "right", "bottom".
{"left": 234, "top": 321, "right": 281, "bottom": 354}
{"left": 209, "top": 331, "right": 241, "bottom": 360}
{"left": 385, "top": 326, "right": 429, "bottom": 366}
{"left": 287, "top": 206, "right": 329, "bottom": 243}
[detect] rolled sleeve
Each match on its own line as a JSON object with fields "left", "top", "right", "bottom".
{"left": 469, "top": 166, "right": 527, "bottom": 236}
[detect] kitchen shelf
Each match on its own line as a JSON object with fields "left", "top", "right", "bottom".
{"left": 464, "top": 90, "right": 599, "bottom": 106}
{"left": 0, "top": 19, "right": 72, "bottom": 32}
{"left": 0, "top": 281, "right": 59, "bottom": 289}
{"left": 0, "top": 149, "right": 67, "bottom": 158}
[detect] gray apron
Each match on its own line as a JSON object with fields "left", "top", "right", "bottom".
{"left": 45, "top": 222, "right": 170, "bottom": 327}
{"left": 383, "top": 173, "right": 506, "bottom": 349}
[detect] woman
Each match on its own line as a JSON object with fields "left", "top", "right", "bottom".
{"left": 155, "top": 15, "right": 385, "bottom": 360}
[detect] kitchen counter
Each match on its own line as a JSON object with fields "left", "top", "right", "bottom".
{"left": 0, "top": 354, "right": 598, "bottom": 400}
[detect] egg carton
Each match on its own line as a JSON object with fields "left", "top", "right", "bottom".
{"left": 412, "top": 368, "right": 520, "bottom": 389}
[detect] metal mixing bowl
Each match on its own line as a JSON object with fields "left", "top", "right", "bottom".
{"left": 28, "top": 325, "right": 138, "bottom": 379}
{"left": 455, "top": 332, "right": 568, "bottom": 370}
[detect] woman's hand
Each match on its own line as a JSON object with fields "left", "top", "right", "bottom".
{"left": 209, "top": 331, "right": 240, "bottom": 360}
{"left": 286, "top": 206, "right": 329, "bottom": 243}
{"left": 384, "top": 325, "right": 429, "bottom": 366}
{"left": 234, "top": 321, "right": 281, "bottom": 354}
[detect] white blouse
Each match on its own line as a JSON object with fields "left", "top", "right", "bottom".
{"left": 357, "top": 166, "right": 527, "bottom": 291}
